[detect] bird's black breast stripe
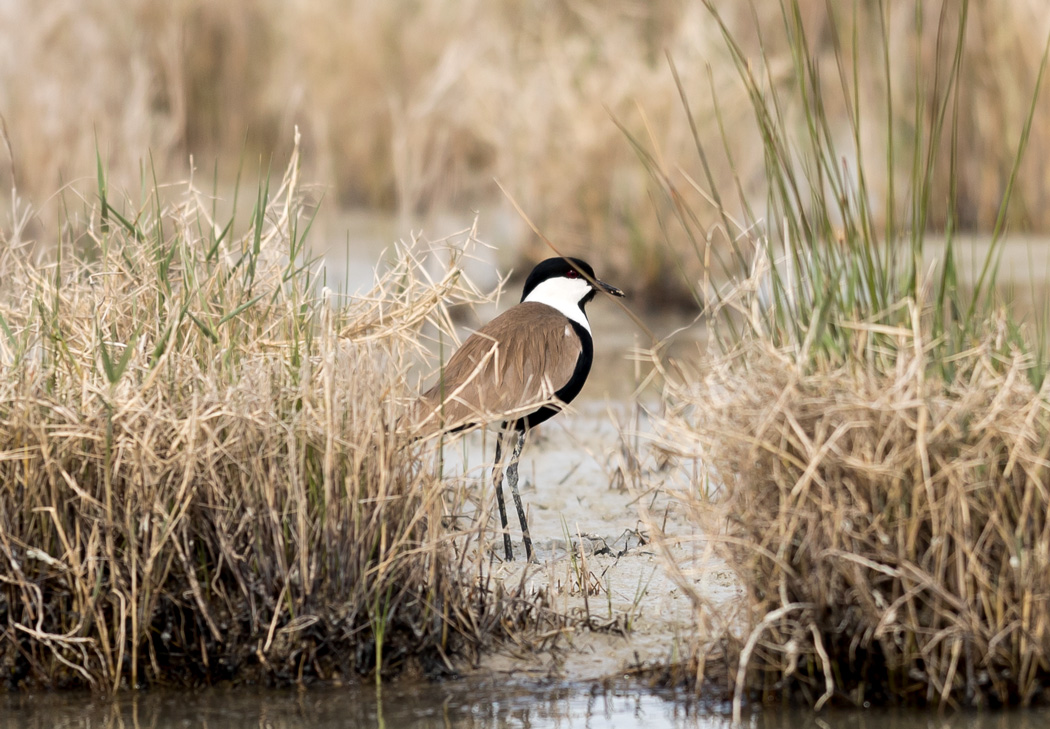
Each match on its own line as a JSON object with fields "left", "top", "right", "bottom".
{"left": 514, "top": 320, "right": 592, "bottom": 431}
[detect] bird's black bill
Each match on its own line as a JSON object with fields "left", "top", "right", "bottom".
{"left": 596, "top": 279, "right": 625, "bottom": 298}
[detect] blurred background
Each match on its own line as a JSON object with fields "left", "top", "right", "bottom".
{"left": 1, "top": 0, "right": 1048, "bottom": 304}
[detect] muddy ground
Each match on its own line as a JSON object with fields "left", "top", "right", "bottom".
{"left": 435, "top": 397, "right": 740, "bottom": 682}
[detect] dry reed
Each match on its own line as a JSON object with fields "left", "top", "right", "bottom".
{"left": 637, "top": 0, "right": 1050, "bottom": 711}
{"left": 2, "top": 1, "right": 1048, "bottom": 304}
{"left": 652, "top": 312, "right": 1050, "bottom": 709}
{"left": 0, "top": 134, "right": 544, "bottom": 691}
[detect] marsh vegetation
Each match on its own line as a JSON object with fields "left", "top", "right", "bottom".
{"left": 640, "top": 0, "right": 1050, "bottom": 714}
{"left": 0, "top": 139, "right": 572, "bottom": 690}
{"left": 3, "top": 0, "right": 1050, "bottom": 302}
{"left": 3, "top": 0, "right": 1050, "bottom": 720}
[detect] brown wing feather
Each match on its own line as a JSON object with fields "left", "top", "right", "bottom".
{"left": 415, "top": 302, "right": 582, "bottom": 433}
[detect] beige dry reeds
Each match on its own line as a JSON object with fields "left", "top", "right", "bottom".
{"left": 3, "top": 1, "right": 1049, "bottom": 305}
{"left": 0, "top": 134, "right": 550, "bottom": 691}
{"left": 652, "top": 319, "right": 1050, "bottom": 710}
{"left": 634, "top": 1, "right": 1050, "bottom": 711}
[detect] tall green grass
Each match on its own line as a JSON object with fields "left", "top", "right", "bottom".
{"left": 628, "top": 0, "right": 1049, "bottom": 380}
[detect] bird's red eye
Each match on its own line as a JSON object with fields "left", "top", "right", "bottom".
{"left": 565, "top": 269, "right": 580, "bottom": 279}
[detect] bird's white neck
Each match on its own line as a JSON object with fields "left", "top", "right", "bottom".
{"left": 522, "top": 278, "right": 592, "bottom": 334}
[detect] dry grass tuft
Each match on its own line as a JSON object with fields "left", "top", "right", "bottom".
{"left": 654, "top": 325, "right": 1050, "bottom": 709}
{"left": 636, "top": 0, "right": 1050, "bottom": 713}
{"left": 0, "top": 136, "right": 544, "bottom": 691}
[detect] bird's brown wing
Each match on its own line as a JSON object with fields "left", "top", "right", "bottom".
{"left": 415, "top": 302, "right": 582, "bottom": 433}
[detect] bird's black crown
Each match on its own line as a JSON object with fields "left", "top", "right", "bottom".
{"left": 519, "top": 257, "right": 596, "bottom": 303}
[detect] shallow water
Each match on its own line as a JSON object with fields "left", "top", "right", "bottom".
{"left": 5, "top": 681, "right": 1050, "bottom": 729}
{"left": 0, "top": 681, "right": 717, "bottom": 729}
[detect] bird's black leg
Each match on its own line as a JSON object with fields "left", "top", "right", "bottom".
{"left": 507, "top": 428, "right": 533, "bottom": 562}
{"left": 492, "top": 426, "right": 514, "bottom": 560}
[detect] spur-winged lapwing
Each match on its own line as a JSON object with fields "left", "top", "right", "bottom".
{"left": 415, "top": 257, "right": 624, "bottom": 561}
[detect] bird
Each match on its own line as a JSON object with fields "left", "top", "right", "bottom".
{"left": 413, "top": 257, "right": 624, "bottom": 561}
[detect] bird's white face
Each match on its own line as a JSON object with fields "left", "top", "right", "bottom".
{"left": 522, "top": 275, "right": 594, "bottom": 333}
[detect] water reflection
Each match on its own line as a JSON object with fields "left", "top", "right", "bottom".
{"left": 3, "top": 682, "right": 1050, "bottom": 729}
{"left": 751, "top": 705, "right": 1050, "bottom": 729}
{"left": 1, "top": 681, "right": 720, "bottom": 729}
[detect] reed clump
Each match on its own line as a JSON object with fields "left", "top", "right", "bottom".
{"left": 656, "top": 332, "right": 1050, "bottom": 708}
{"left": 0, "top": 137, "right": 527, "bottom": 691}
{"left": 640, "top": 0, "right": 1050, "bottom": 712}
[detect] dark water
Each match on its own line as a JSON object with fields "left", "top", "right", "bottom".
{"left": 1, "top": 681, "right": 704, "bottom": 729}
{"left": 4, "top": 680, "right": 1050, "bottom": 729}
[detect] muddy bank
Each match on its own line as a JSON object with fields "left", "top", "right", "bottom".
{"left": 430, "top": 399, "right": 739, "bottom": 683}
